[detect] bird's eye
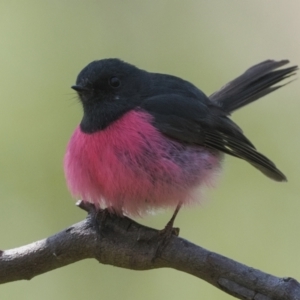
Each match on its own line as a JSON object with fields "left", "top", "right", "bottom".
{"left": 109, "top": 76, "right": 121, "bottom": 88}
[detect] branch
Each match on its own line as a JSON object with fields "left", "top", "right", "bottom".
{"left": 0, "top": 201, "right": 299, "bottom": 300}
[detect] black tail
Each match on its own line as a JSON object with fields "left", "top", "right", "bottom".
{"left": 209, "top": 60, "right": 298, "bottom": 113}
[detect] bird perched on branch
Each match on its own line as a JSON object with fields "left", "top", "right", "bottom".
{"left": 64, "top": 59, "right": 297, "bottom": 229}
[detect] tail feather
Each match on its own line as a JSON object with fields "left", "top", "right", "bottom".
{"left": 209, "top": 60, "right": 298, "bottom": 113}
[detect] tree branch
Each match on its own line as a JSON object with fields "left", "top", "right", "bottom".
{"left": 0, "top": 201, "right": 299, "bottom": 300}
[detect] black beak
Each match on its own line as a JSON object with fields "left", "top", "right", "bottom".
{"left": 71, "top": 85, "right": 88, "bottom": 93}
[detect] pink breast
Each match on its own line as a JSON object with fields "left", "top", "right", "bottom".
{"left": 64, "top": 110, "right": 222, "bottom": 217}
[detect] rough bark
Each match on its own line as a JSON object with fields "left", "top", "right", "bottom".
{"left": 0, "top": 201, "right": 299, "bottom": 300}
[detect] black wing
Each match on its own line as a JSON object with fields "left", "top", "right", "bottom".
{"left": 140, "top": 95, "right": 286, "bottom": 182}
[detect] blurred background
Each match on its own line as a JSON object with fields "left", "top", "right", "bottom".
{"left": 0, "top": 1, "right": 299, "bottom": 299}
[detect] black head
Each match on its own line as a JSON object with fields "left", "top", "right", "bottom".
{"left": 72, "top": 58, "right": 149, "bottom": 133}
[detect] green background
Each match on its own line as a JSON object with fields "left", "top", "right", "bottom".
{"left": 1, "top": 1, "right": 300, "bottom": 299}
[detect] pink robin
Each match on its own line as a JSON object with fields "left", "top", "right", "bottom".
{"left": 64, "top": 59, "right": 297, "bottom": 230}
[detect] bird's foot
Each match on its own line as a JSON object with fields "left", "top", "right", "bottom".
{"left": 76, "top": 200, "right": 112, "bottom": 238}
{"left": 151, "top": 204, "right": 182, "bottom": 261}
{"left": 92, "top": 208, "right": 110, "bottom": 237}
{"left": 152, "top": 221, "right": 180, "bottom": 261}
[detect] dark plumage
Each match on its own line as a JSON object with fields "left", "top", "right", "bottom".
{"left": 72, "top": 59, "right": 297, "bottom": 182}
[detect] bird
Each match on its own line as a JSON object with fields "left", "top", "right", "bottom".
{"left": 64, "top": 59, "right": 297, "bottom": 227}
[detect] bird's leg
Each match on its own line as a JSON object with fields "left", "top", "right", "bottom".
{"left": 161, "top": 202, "right": 182, "bottom": 236}
{"left": 153, "top": 202, "right": 182, "bottom": 260}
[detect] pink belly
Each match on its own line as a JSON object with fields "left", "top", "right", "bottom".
{"left": 64, "top": 110, "right": 222, "bottom": 217}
